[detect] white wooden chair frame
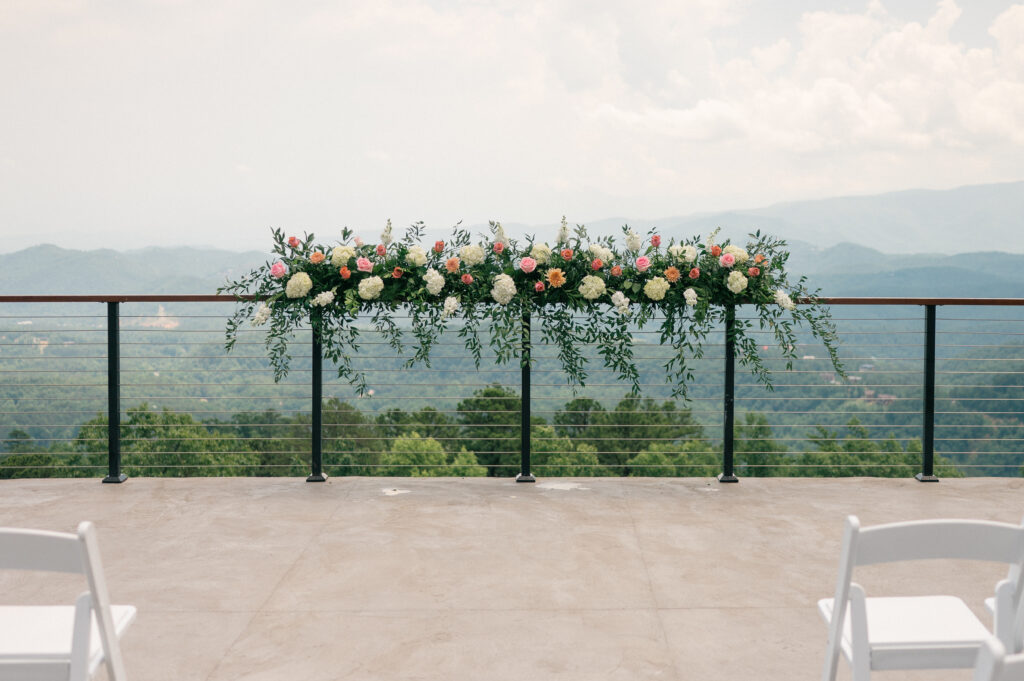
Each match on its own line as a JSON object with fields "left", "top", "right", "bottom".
{"left": 820, "top": 515, "right": 1024, "bottom": 681}
{"left": 0, "top": 521, "right": 135, "bottom": 681}
{"left": 975, "top": 638, "right": 1024, "bottom": 681}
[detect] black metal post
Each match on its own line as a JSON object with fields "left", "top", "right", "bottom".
{"left": 307, "top": 321, "right": 327, "bottom": 482}
{"left": 917, "top": 304, "right": 939, "bottom": 482}
{"left": 718, "top": 305, "right": 739, "bottom": 482}
{"left": 516, "top": 305, "right": 535, "bottom": 482}
{"left": 103, "top": 302, "right": 126, "bottom": 483}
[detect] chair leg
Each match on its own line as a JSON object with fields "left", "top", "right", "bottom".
{"left": 69, "top": 592, "right": 92, "bottom": 681}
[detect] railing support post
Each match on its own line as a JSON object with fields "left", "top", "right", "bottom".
{"left": 718, "top": 305, "right": 739, "bottom": 483}
{"left": 516, "top": 304, "right": 535, "bottom": 483}
{"left": 307, "top": 320, "right": 327, "bottom": 482}
{"left": 103, "top": 301, "right": 126, "bottom": 483}
{"left": 917, "top": 304, "right": 939, "bottom": 482}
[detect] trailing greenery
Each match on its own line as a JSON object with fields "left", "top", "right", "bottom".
{"left": 219, "top": 221, "right": 844, "bottom": 397}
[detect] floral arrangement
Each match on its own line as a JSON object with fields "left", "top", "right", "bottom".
{"left": 220, "top": 219, "right": 843, "bottom": 396}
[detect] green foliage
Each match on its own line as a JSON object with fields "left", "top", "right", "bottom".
{"left": 379, "top": 433, "right": 485, "bottom": 477}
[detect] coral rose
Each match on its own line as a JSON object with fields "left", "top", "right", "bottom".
{"left": 755, "top": 253, "right": 765, "bottom": 264}
{"left": 664, "top": 266, "right": 681, "bottom": 282}
{"left": 651, "top": 235, "right": 661, "bottom": 247}
{"left": 376, "top": 244, "right": 386, "bottom": 257}
{"left": 610, "top": 265, "right": 622, "bottom": 277}
{"left": 748, "top": 267, "right": 760, "bottom": 276}
{"left": 493, "top": 242, "right": 504, "bottom": 254}
{"left": 339, "top": 266, "right": 351, "bottom": 280}
{"left": 547, "top": 268, "right": 566, "bottom": 288}
{"left": 392, "top": 267, "right": 403, "bottom": 278}
{"left": 688, "top": 267, "right": 700, "bottom": 279}
{"left": 461, "top": 273, "right": 473, "bottom": 284}
{"left": 710, "top": 245, "right": 722, "bottom": 257}
{"left": 560, "top": 248, "right": 573, "bottom": 260}
{"left": 310, "top": 251, "right": 325, "bottom": 264}
{"left": 433, "top": 240, "right": 445, "bottom": 253}
{"left": 287, "top": 236, "right": 300, "bottom": 248}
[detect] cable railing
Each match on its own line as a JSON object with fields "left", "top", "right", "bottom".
{"left": 0, "top": 295, "right": 1021, "bottom": 480}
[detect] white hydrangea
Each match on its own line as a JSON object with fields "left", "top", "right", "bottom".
{"left": 285, "top": 272, "right": 313, "bottom": 299}
{"left": 358, "top": 276, "right": 384, "bottom": 300}
{"left": 669, "top": 244, "right": 697, "bottom": 263}
{"left": 643, "top": 277, "right": 670, "bottom": 301}
{"left": 578, "top": 275, "right": 606, "bottom": 300}
{"left": 625, "top": 229, "right": 642, "bottom": 252}
{"left": 490, "top": 273, "right": 517, "bottom": 305}
{"left": 683, "top": 288, "right": 698, "bottom": 306}
{"left": 380, "top": 219, "right": 393, "bottom": 247}
{"left": 311, "top": 290, "right": 335, "bottom": 307}
{"left": 405, "top": 245, "right": 427, "bottom": 267}
{"left": 610, "top": 290, "right": 631, "bottom": 316}
{"left": 424, "top": 268, "right": 445, "bottom": 295}
{"left": 251, "top": 303, "right": 272, "bottom": 326}
{"left": 530, "top": 242, "right": 552, "bottom": 264}
{"left": 557, "top": 217, "right": 570, "bottom": 244}
{"left": 459, "top": 245, "right": 485, "bottom": 267}
{"left": 723, "top": 245, "right": 749, "bottom": 264}
{"left": 588, "top": 244, "right": 613, "bottom": 263}
{"left": 774, "top": 289, "right": 796, "bottom": 310}
{"left": 330, "top": 245, "right": 356, "bottom": 267}
{"left": 442, "top": 296, "right": 460, "bottom": 318}
{"left": 727, "top": 271, "right": 749, "bottom": 294}
{"left": 494, "top": 222, "right": 509, "bottom": 248}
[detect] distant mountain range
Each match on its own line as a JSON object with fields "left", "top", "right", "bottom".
{"left": 2, "top": 241, "right": 1021, "bottom": 298}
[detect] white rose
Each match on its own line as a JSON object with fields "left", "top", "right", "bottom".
{"left": 285, "top": 272, "right": 313, "bottom": 298}
{"left": 424, "top": 268, "right": 445, "bottom": 295}
{"left": 490, "top": 273, "right": 517, "bottom": 305}
{"left": 358, "top": 276, "right": 384, "bottom": 300}
{"left": 625, "top": 229, "right": 642, "bottom": 252}
{"left": 643, "top": 277, "right": 669, "bottom": 301}
{"left": 684, "top": 288, "right": 698, "bottom": 306}
{"left": 727, "top": 271, "right": 748, "bottom": 294}
{"left": 578, "top": 275, "right": 606, "bottom": 301}
{"left": 530, "top": 242, "right": 552, "bottom": 265}
{"left": 460, "top": 245, "right": 485, "bottom": 267}
{"left": 405, "top": 245, "right": 427, "bottom": 267}
{"left": 443, "top": 296, "right": 461, "bottom": 318}
{"left": 724, "top": 245, "right": 749, "bottom": 264}
{"left": 331, "top": 246, "right": 356, "bottom": 267}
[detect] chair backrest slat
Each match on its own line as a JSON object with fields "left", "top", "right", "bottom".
{"left": 0, "top": 528, "right": 83, "bottom": 574}
{"left": 856, "top": 520, "right": 1024, "bottom": 566}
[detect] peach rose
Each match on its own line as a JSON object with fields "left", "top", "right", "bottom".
{"left": 445, "top": 257, "right": 460, "bottom": 273}
{"left": 310, "top": 251, "right": 325, "bottom": 264}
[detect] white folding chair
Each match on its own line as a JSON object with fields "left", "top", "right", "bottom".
{"left": 975, "top": 638, "right": 1024, "bottom": 681}
{"left": 820, "top": 515, "right": 1024, "bottom": 681}
{"left": 0, "top": 521, "right": 136, "bottom": 681}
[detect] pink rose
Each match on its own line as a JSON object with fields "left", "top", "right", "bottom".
{"left": 356, "top": 257, "right": 372, "bottom": 273}
{"left": 719, "top": 253, "right": 735, "bottom": 268}
{"left": 270, "top": 262, "right": 287, "bottom": 279}
{"left": 519, "top": 257, "right": 537, "bottom": 273}
{"left": 635, "top": 256, "right": 651, "bottom": 272}
{"left": 534, "top": 281, "right": 545, "bottom": 292}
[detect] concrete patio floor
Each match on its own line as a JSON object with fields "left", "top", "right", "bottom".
{"left": 2, "top": 476, "right": 1023, "bottom": 681}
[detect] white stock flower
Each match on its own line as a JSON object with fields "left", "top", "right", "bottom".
{"left": 311, "top": 290, "right": 335, "bottom": 307}
{"left": 588, "top": 244, "right": 613, "bottom": 263}
{"left": 625, "top": 229, "right": 642, "bottom": 252}
{"left": 643, "top": 277, "right": 670, "bottom": 301}
{"left": 530, "top": 242, "right": 552, "bottom": 264}
{"left": 251, "top": 303, "right": 271, "bottom": 326}
{"left": 424, "top": 268, "right": 445, "bottom": 295}
{"left": 285, "top": 272, "right": 313, "bottom": 298}
{"left": 557, "top": 217, "right": 570, "bottom": 244}
{"left": 727, "top": 271, "right": 749, "bottom": 294}
{"left": 358, "top": 276, "right": 384, "bottom": 300}
{"left": 494, "top": 222, "right": 509, "bottom": 248}
{"left": 405, "top": 245, "right": 427, "bottom": 267}
{"left": 442, "top": 296, "right": 460, "bottom": 318}
{"left": 578, "top": 275, "right": 606, "bottom": 300}
{"left": 774, "top": 289, "right": 796, "bottom": 310}
{"left": 705, "top": 227, "right": 721, "bottom": 248}
{"left": 459, "top": 245, "right": 485, "bottom": 267}
{"left": 610, "top": 290, "right": 631, "bottom": 316}
{"left": 683, "top": 288, "right": 698, "bottom": 307}
{"left": 330, "top": 246, "right": 356, "bottom": 267}
{"left": 723, "top": 245, "right": 749, "bottom": 264}
{"left": 490, "top": 273, "right": 517, "bottom": 305}
{"left": 380, "top": 219, "right": 393, "bottom": 247}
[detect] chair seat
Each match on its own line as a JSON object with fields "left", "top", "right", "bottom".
{"left": 819, "top": 595, "right": 992, "bottom": 670}
{"left": 0, "top": 604, "right": 136, "bottom": 675}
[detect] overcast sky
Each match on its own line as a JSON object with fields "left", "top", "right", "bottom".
{"left": 1, "top": 0, "right": 1022, "bottom": 252}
